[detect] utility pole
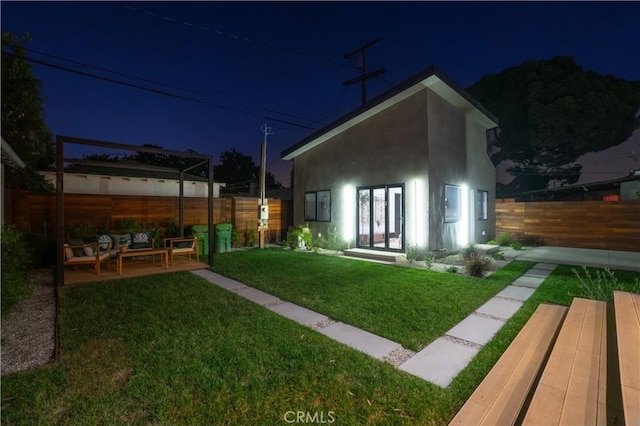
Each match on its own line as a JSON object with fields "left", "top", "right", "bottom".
{"left": 342, "top": 38, "right": 386, "bottom": 105}
{"left": 258, "top": 123, "right": 272, "bottom": 248}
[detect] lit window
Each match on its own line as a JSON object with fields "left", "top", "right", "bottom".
{"left": 445, "top": 184, "right": 461, "bottom": 222}
{"left": 477, "top": 190, "right": 488, "bottom": 220}
{"left": 304, "top": 190, "right": 331, "bottom": 222}
{"left": 602, "top": 194, "right": 619, "bottom": 201}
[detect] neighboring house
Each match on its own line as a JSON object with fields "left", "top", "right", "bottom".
{"left": 1, "top": 137, "right": 26, "bottom": 226}
{"left": 500, "top": 170, "right": 640, "bottom": 202}
{"left": 281, "top": 66, "right": 498, "bottom": 253}
{"left": 39, "top": 166, "right": 225, "bottom": 198}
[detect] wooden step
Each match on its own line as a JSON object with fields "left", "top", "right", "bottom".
{"left": 523, "top": 297, "right": 608, "bottom": 425}
{"left": 449, "top": 303, "right": 567, "bottom": 426}
{"left": 614, "top": 291, "right": 640, "bottom": 425}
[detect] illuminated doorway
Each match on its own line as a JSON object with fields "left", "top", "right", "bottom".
{"left": 357, "top": 184, "right": 404, "bottom": 251}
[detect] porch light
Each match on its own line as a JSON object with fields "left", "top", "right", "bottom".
{"left": 342, "top": 184, "right": 355, "bottom": 244}
{"left": 459, "top": 184, "right": 470, "bottom": 247}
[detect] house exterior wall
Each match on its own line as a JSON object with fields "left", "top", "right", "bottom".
{"left": 292, "top": 86, "right": 495, "bottom": 252}
{"left": 40, "top": 171, "right": 222, "bottom": 198}
{"left": 293, "top": 90, "right": 429, "bottom": 247}
{"left": 621, "top": 180, "right": 640, "bottom": 200}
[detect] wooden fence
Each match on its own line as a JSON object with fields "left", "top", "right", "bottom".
{"left": 5, "top": 190, "right": 291, "bottom": 244}
{"left": 496, "top": 200, "right": 640, "bottom": 252}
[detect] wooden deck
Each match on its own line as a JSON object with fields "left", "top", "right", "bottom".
{"left": 63, "top": 256, "right": 209, "bottom": 286}
{"left": 614, "top": 291, "right": 640, "bottom": 425}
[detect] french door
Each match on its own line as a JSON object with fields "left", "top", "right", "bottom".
{"left": 357, "top": 184, "right": 404, "bottom": 251}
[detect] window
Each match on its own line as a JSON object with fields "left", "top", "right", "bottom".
{"left": 304, "top": 190, "right": 331, "bottom": 222}
{"left": 304, "top": 192, "right": 317, "bottom": 221}
{"left": 444, "top": 184, "right": 461, "bottom": 222}
{"left": 477, "top": 190, "right": 488, "bottom": 220}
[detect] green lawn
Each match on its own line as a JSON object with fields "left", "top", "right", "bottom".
{"left": 3, "top": 250, "right": 638, "bottom": 424}
{"left": 212, "top": 249, "right": 535, "bottom": 351}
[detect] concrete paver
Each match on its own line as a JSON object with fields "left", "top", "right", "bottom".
{"left": 534, "top": 262, "right": 558, "bottom": 271}
{"left": 476, "top": 297, "right": 523, "bottom": 320}
{"left": 446, "top": 314, "right": 505, "bottom": 346}
{"left": 518, "top": 247, "right": 640, "bottom": 272}
{"left": 512, "top": 275, "right": 545, "bottom": 289}
{"left": 317, "top": 322, "right": 401, "bottom": 359}
{"left": 232, "top": 287, "right": 282, "bottom": 305}
{"left": 268, "top": 302, "right": 329, "bottom": 326}
{"left": 523, "top": 268, "right": 554, "bottom": 278}
{"left": 192, "top": 270, "right": 247, "bottom": 290}
{"left": 496, "top": 285, "right": 536, "bottom": 302}
{"left": 399, "top": 338, "right": 479, "bottom": 387}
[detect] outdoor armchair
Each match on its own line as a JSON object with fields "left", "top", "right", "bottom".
{"left": 63, "top": 241, "right": 111, "bottom": 275}
{"left": 163, "top": 237, "right": 199, "bottom": 265}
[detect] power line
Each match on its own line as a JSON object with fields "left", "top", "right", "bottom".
{"left": 22, "top": 46, "right": 209, "bottom": 97}
{"left": 113, "top": 2, "right": 350, "bottom": 69}
{"left": 3, "top": 51, "right": 321, "bottom": 132}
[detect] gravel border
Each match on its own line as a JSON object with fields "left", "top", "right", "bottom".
{"left": 383, "top": 347, "right": 416, "bottom": 367}
{"left": 1, "top": 269, "right": 56, "bottom": 376}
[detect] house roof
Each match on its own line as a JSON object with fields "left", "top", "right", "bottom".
{"left": 1, "top": 137, "right": 26, "bottom": 169}
{"left": 499, "top": 171, "right": 640, "bottom": 199}
{"left": 41, "top": 162, "right": 217, "bottom": 183}
{"left": 281, "top": 65, "right": 499, "bottom": 160}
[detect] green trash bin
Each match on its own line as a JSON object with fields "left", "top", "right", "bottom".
{"left": 192, "top": 225, "right": 209, "bottom": 256}
{"left": 214, "top": 223, "right": 232, "bottom": 253}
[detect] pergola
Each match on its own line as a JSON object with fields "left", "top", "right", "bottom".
{"left": 55, "top": 135, "right": 215, "bottom": 286}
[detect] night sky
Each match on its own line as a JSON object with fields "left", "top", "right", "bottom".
{"left": 2, "top": 1, "right": 639, "bottom": 187}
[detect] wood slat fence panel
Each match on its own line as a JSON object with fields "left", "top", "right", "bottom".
{"left": 5, "top": 190, "right": 290, "bottom": 244}
{"left": 496, "top": 201, "right": 640, "bottom": 252}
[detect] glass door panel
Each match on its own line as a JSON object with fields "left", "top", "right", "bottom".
{"left": 388, "top": 186, "right": 403, "bottom": 250}
{"left": 358, "top": 189, "right": 370, "bottom": 247}
{"left": 373, "top": 188, "right": 386, "bottom": 248}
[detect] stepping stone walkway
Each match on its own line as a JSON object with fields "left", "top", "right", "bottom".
{"left": 192, "top": 262, "right": 556, "bottom": 388}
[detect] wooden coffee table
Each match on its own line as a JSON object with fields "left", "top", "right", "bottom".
{"left": 116, "top": 248, "right": 169, "bottom": 275}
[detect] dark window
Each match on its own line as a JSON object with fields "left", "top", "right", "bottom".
{"left": 304, "top": 190, "right": 331, "bottom": 222}
{"left": 477, "top": 190, "right": 488, "bottom": 220}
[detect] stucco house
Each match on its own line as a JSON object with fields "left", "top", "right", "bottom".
{"left": 281, "top": 66, "right": 499, "bottom": 254}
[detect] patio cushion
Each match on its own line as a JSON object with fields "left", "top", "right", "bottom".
{"left": 112, "top": 234, "right": 131, "bottom": 250}
{"left": 83, "top": 246, "right": 96, "bottom": 256}
{"left": 68, "top": 239, "right": 85, "bottom": 257}
{"left": 97, "top": 234, "right": 112, "bottom": 251}
{"left": 131, "top": 232, "right": 151, "bottom": 249}
{"left": 64, "top": 244, "right": 74, "bottom": 260}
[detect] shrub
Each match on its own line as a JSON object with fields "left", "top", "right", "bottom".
{"left": 572, "top": 266, "right": 640, "bottom": 302}
{"left": 286, "top": 224, "right": 313, "bottom": 250}
{"left": 510, "top": 242, "right": 523, "bottom": 250}
{"left": 520, "top": 234, "right": 545, "bottom": 247}
{"left": 406, "top": 245, "right": 434, "bottom": 267}
{"left": 245, "top": 228, "right": 257, "bottom": 247}
{"left": 486, "top": 240, "right": 497, "bottom": 245}
{"left": 464, "top": 252, "right": 491, "bottom": 278}
{"left": 490, "top": 251, "right": 506, "bottom": 261}
{"left": 446, "top": 266, "right": 459, "bottom": 274}
{"left": 1, "top": 225, "right": 34, "bottom": 316}
{"left": 496, "top": 233, "right": 512, "bottom": 246}
{"left": 326, "top": 226, "right": 346, "bottom": 251}
{"left": 461, "top": 244, "right": 479, "bottom": 260}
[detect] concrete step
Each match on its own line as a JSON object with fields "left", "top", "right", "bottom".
{"left": 343, "top": 248, "right": 402, "bottom": 263}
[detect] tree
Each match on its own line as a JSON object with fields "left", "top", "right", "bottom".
{"left": 214, "top": 149, "right": 282, "bottom": 194}
{"left": 468, "top": 56, "right": 640, "bottom": 191}
{"left": 1, "top": 32, "right": 54, "bottom": 190}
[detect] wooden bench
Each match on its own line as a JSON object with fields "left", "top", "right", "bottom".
{"left": 523, "top": 297, "right": 608, "bottom": 425}
{"left": 449, "top": 303, "right": 567, "bottom": 425}
{"left": 614, "top": 291, "right": 640, "bottom": 425}
{"left": 451, "top": 292, "right": 639, "bottom": 425}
